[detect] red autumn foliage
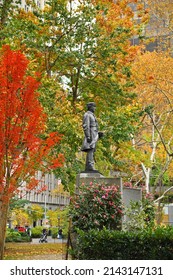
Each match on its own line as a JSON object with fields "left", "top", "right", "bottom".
{"left": 0, "top": 45, "right": 64, "bottom": 202}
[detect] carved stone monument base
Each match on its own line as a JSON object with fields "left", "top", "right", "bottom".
{"left": 80, "top": 170, "right": 103, "bottom": 175}
{"left": 76, "top": 172, "right": 122, "bottom": 193}
{"left": 76, "top": 173, "right": 142, "bottom": 221}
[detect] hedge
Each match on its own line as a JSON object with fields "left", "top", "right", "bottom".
{"left": 71, "top": 226, "right": 173, "bottom": 260}
{"left": 5, "top": 230, "right": 31, "bottom": 243}
{"left": 31, "top": 226, "right": 43, "bottom": 238}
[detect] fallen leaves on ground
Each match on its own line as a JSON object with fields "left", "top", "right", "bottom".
{"left": 4, "top": 243, "right": 67, "bottom": 260}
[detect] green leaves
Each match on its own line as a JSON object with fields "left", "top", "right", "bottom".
{"left": 0, "top": 0, "right": 145, "bottom": 189}
{"left": 72, "top": 226, "right": 173, "bottom": 260}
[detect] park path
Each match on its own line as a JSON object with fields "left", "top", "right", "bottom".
{"left": 31, "top": 236, "right": 67, "bottom": 244}
{"left": 4, "top": 238, "right": 71, "bottom": 260}
{"left": 30, "top": 237, "right": 69, "bottom": 259}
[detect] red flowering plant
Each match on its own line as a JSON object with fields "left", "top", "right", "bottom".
{"left": 70, "top": 182, "right": 123, "bottom": 231}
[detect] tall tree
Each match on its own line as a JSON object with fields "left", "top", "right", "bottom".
{"left": 142, "top": 0, "right": 173, "bottom": 51}
{"left": 129, "top": 51, "right": 173, "bottom": 192}
{"left": 0, "top": 45, "right": 63, "bottom": 259}
{"left": 0, "top": 0, "right": 147, "bottom": 187}
{"left": 0, "top": 0, "right": 14, "bottom": 27}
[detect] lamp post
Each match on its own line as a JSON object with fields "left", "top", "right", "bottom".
{"left": 43, "top": 190, "right": 47, "bottom": 226}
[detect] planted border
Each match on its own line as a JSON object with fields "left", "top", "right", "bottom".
{"left": 72, "top": 226, "right": 173, "bottom": 260}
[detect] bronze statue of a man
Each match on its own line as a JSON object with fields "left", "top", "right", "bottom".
{"left": 81, "top": 102, "right": 103, "bottom": 171}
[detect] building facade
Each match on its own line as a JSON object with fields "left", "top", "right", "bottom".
{"left": 20, "top": 0, "right": 45, "bottom": 11}
{"left": 19, "top": 171, "right": 70, "bottom": 211}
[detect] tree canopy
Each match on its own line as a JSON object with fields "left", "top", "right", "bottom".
{"left": 0, "top": 45, "right": 63, "bottom": 259}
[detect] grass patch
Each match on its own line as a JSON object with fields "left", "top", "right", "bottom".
{"left": 4, "top": 243, "right": 67, "bottom": 260}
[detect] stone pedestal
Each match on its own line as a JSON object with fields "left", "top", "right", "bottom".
{"left": 122, "top": 187, "right": 142, "bottom": 225}
{"left": 122, "top": 187, "right": 142, "bottom": 207}
{"left": 76, "top": 172, "right": 122, "bottom": 193}
{"left": 76, "top": 173, "right": 142, "bottom": 203}
{"left": 75, "top": 173, "right": 142, "bottom": 225}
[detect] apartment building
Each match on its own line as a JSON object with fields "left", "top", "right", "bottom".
{"left": 130, "top": 1, "right": 173, "bottom": 52}
{"left": 19, "top": 171, "right": 70, "bottom": 211}
{"left": 20, "top": 0, "right": 45, "bottom": 11}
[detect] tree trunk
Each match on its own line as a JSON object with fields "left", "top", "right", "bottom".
{"left": 0, "top": 0, "right": 13, "bottom": 26}
{"left": 0, "top": 198, "right": 9, "bottom": 260}
{"left": 156, "top": 200, "right": 163, "bottom": 225}
{"left": 141, "top": 163, "right": 151, "bottom": 193}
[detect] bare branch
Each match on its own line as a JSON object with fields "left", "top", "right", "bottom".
{"left": 154, "top": 186, "right": 173, "bottom": 203}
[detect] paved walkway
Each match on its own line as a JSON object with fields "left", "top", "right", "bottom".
{"left": 31, "top": 236, "right": 67, "bottom": 244}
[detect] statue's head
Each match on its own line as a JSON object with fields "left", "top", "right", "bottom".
{"left": 87, "top": 102, "right": 96, "bottom": 112}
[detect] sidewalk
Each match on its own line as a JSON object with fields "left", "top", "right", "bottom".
{"left": 31, "top": 236, "right": 67, "bottom": 244}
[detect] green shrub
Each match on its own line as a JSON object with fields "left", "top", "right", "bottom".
{"left": 50, "top": 227, "right": 58, "bottom": 238}
{"left": 123, "top": 185, "right": 155, "bottom": 231}
{"left": 123, "top": 200, "right": 155, "bottom": 231}
{"left": 31, "top": 226, "right": 43, "bottom": 238}
{"left": 71, "top": 226, "right": 173, "bottom": 260}
{"left": 5, "top": 229, "right": 31, "bottom": 242}
{"left": 5, "top": 230, "right": 21, "bottom": 242}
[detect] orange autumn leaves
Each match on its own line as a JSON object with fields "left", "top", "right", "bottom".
{"left": 130, "top": 51, "right": 173, "bottom": 182}
{"left": 132, "top": 51, "right": 173, "bottom": 116}
{"left": 0, "top": 45, "right": 64, "bottom": 200}
{"left": 4, "top": 243, "right": 66, "bottom": 260}
{"left": 92, "top": 0, "right": 145, "bottom": 86}
{"left": 114, "top": 50, "right": 173, "bottom": 184}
